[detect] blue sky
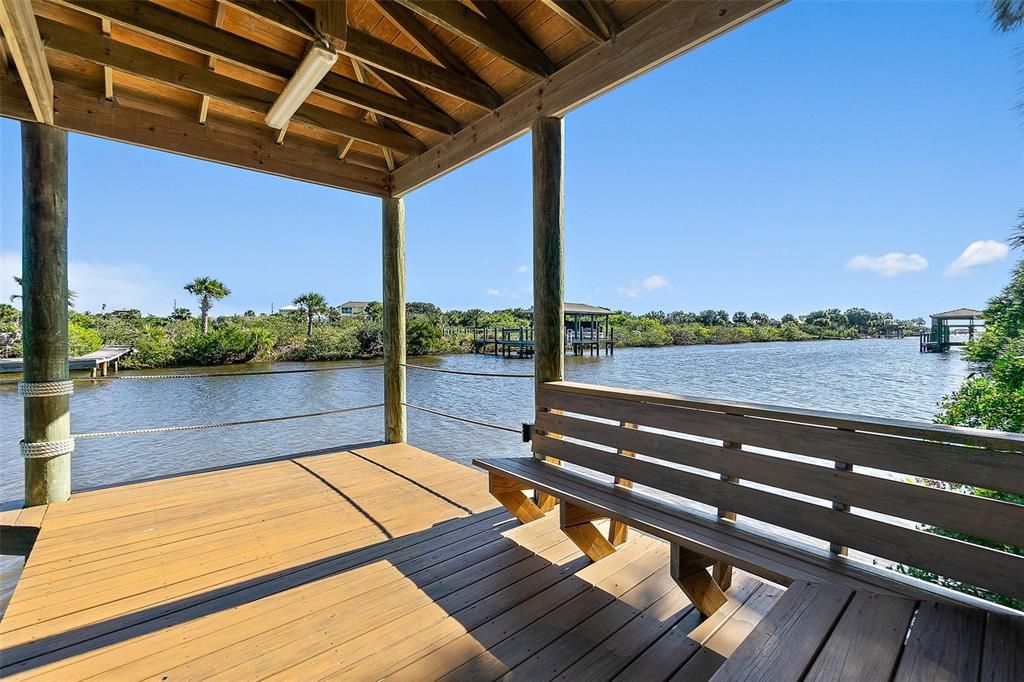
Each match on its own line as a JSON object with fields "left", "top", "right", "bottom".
{"left": 1, "top": 0, "right": 1021, "bottom": 319}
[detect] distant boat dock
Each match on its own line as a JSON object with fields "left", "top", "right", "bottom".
{"left": 920, "top": 308, "right": 983, "bottom": 353}
{"left": 0, "top": 345, "right": 133, "bottom": 376}
{"left": 472, "top": 303, "right": 615, "bottom": 358}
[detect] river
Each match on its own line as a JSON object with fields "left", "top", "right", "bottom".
{"left": 0, "top": 338, "right": 970, "bottom": 609}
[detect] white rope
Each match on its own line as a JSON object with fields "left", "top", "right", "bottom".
{"left": 73, "top": 403, "right": 384, "bottom": 439}
{"left": 403, "top": 402, "right": 522, "bottom": 434}
{"left": 18, "top": 380, "right": 74, "bottom": 397}
{"left": 20, "top": 438, "right": 75, "bottom": 459}
{"left": 401, "top": 363, "right": 534, "bottom": 379}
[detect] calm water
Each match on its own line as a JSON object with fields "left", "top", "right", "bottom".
{"left": 0, "top": 338, "right": 970, "bottom": 503}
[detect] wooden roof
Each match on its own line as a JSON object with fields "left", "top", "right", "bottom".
{"left": 931, "top": 308, "right": 984, "bottom": 320}
{"left": 0, "top": 0, "right": 784, "bottom": 198}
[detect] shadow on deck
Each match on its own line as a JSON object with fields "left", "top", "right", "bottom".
{"left": 0, "top": 444, "right": 775, "bottom": 680}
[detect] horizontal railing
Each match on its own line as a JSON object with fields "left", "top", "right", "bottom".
{"left": 534, "top": 380, "right": 1024, "bottom": 603}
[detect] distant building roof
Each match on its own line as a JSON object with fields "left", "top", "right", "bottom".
{"left": 277, "top": 305, "right": 299, "bottom": 312}
{"left": 931, "top": 308, "right": 984, "bottom": 320}
{"left": 526, "top": 303, "right": 612, "bottom": 316}
{"left": 339, "top": 301, "right": 370, "bottom": 308}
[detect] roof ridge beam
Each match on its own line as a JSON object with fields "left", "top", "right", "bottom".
{"left": 396, "top": 0, "right": 554, "bottom": 78}
{"left": 53, "top": 0, "right": 459, "bottom": 134}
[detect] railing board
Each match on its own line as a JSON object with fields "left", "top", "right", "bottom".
{"left": 534, "top": 412, "right": 1024, "bottom": 548}
{"left": 532, "top": 434, "right": 1024, "bottom": 601}
{"left": 541, "top": 381, "right": 1024, "bottom": 451}
{"left": 538, "top": 385, "right": 1024, "bottom": 496}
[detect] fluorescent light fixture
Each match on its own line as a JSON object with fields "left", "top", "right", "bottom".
{"left": 265, "top": 42, "right": 338, "bottom": 130}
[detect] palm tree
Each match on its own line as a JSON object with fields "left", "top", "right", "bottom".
{"left": 184, "top": 277, "right": 230, "bottom": 334}
{"left": 293, "top": 292, "right": 329, "bottom": 336}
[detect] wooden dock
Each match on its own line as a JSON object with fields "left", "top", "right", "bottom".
{"left": 0, "top": 444, "right": 776, "bottom": 681}
{"left": 0, "top": 345, "right": 133, "bottom": 375}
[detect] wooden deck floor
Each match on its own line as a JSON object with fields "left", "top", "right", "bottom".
{"left": 0, "top": 444, "right": 777, "bottom": 681}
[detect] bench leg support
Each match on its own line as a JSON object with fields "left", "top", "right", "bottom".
{"left": 536, "top": 457, "right": 561, "bottom": 512}
{"left": 713, "top": 561, "right": 733, "bottom": 591}
{"left": 488, "top": 473, "right": 546, "bottom": 524}
{"left": 607, "top": 519, "right": 629, "bottom": 546}
{"left": 560, "top": 501, "right": 616, "bottom": 562}
{"left": 671, "top": 544, "right": 728, "bottom": 617}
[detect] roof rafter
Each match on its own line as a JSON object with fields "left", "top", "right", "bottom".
{"left": 395, "top": 0, "right": 554, "bottom": 78}
{"left": 582, "top": 0, "right": 620, "bottom": 39}
{"left": 393, "top": 0, "right": 786, "bottom": 195}
{"left": 0, "top": 71, "right": 390, "bottom": 195}
{"left": 0, "top": 0, "right": 53, "bottom": 124}
{"left": 373, "top": 0, "right": 477, "bottom": 79}
{"left": 538, "top": 0, "right": 605, "bottom": 42}
{"left": 37, "top": 17, "right": 426, "bottom": 155}
{"left": 219, "top": 0, "right": 501, "bottom": 110}
{"left": 52, "top": 0, "right": 460, "bottom": 135}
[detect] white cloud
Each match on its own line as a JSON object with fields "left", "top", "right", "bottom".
{"left": 516, "top": 264, "right": 528, "bottom": 273}
{"left": 945, "top": 240, "right": 1009, "bottom": 275}
{"left": 0, "top": 251, "right": 177, "bottom": 314}
{"left": 617, "top": 274, "right": 671, "bottom": 298}
{"left": 486, "top": 287, "right": 501, "bottom": 296}
{"left": 845, "top": 252, "right": 928, "bottom": 277}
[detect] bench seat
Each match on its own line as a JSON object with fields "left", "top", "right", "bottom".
{"left": 473, "top": 456, "right": 1018, "bottom": 615}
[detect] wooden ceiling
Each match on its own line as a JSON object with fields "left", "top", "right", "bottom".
{"left": 0, "top": 0, "right": 784, "bottom": 197}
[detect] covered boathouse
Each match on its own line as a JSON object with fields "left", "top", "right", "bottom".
{"left": 2, "top": 1, "right": 1023, "bottom": 680}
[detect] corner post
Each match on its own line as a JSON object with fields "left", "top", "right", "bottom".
{"left": 383, "top": 196, "right": 407, "bottom": 443}
{"left": 21, "top": 122, "right": 72, "bottom": 505}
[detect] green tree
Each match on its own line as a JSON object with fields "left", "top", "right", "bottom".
{"left": 364, "top": 301, "right": 383, "bottom": 323}
{"left": 170, "top": 307, "right": 192, "bottom": 321}
{"left": 293, "top": 291, "right": 330, "bottom": 337}
{"left": 731, "top": 311, "right": 749, "bottom": 326}
{"left": 184, "top": 277, "right": 230, "bottom": 334}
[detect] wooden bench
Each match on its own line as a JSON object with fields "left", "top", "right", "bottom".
{"left": 474, "top": 380, "right": 1024, "bottom": 619}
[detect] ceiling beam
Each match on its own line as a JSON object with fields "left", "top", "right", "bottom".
{"left": 583, "top": 1, "right": 620, "bottom": 39}
{"left": 374, "top": 0, "right": 477, "bottom": 79}
{"left": 220, "top": 0, "right": 501, "bottom": 110}
{"left": 0, "top": 0, "right": 53, "bottom": 124}
{"left": 53, "top": 0, "right": 459, "bottom": 135}
{"left": 395, "top": 0, "right": 554, "bottom": 78}
{"left": 37, "top": 17, "right": 426, "bottom": 155}
{"left": 538, "top": 1, "right": 605, "bottom": 42}
{"left": 0, "top": 72, "right": 389, "bottom": 195}
{"left": 393, "top": 0, "right": 786, "bottom": 196}
{"left": 315, "top": 0, "right": 347, "bottom": 51}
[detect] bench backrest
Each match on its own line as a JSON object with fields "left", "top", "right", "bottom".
{"left": 534, "top": 381, "right": 1024, "bottom": 603}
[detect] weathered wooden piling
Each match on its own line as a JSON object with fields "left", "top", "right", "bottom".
{"left": 383, "top": 196, "right": 407, "bottom": 443}
{"left": 21, "top": 122, "right": 72, "bottom": 505}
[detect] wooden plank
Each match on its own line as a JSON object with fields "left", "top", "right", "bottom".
{"left": 395, "top": 0, "right": 555, "bottom": 77}
{"left": 980, "top": 612, "right": 1024, "bottom": 681}
{"left": 218, "top": 0, "right": 502, "bottom": 109}
{"left": 538, "top": 384, "right": 1024, "bottom": 494}
{"left": 0, "top": 74, "right": 389, "bottom": 195}
{"left": 541, "top": 380, "right": 1024, "bottom": 452}
{"left": 374, "top": 0, "right": 477, "bottom": 78}
{"left": 315, "top": 0, "right": 347, "bottom": 50}
{"left": 803, "top": 592, "right": 917, "bottom": 682}
{"left": 473, "top": 457, "right": 1024, "bottom": 614}
{"left": 53, "top": 0, "right": 459, "bottom": 135}
{"left": 392, "top": 0, "right": 784, "bottom": 194}
{"left": 894, "top": 601, "right": 986, "bottom": 682}
{"left": 0, "top": 0, "right": 53, "bottom": 123}
{"left": 534, "top": 410, "right": 1024, "bottom": 548}
{"left": 540, "top": 0, "right": 607, "bottom": 42}
{"left": 37, "top": 18, "right": 426, "bottom": 155}
{"left": 710, "top": 582, "right": 853, "bottom": 681}
{"left": 532, "top": 434, "right": 1024, "bottom": 601}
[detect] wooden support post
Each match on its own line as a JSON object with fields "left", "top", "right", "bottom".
{"left": 532, "top": 117, "right": 565, "bottom": 512}
{"left": 607, "top": 421, "right": 637, "bottom": 546}
{"left": 560, "top": 501, "right": 615, "bottom": 562}
{"left": 712, "top": 439, "right": 741, "bottom": 589}
{"left": 21, "top": 122, "right": 71, "bottom": 505}
{"left": 383, "top": 196, "right": 406, "bottom": 443}
{"left": 830, "top": 429, "right": 854, "bottom": 555}
{"left": 671, "top": 543, "right": 728, "bottom": 617}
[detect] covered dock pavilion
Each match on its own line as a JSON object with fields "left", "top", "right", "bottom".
{"left": 920, "top": 307, "right": 984, "bottom": 353}
{"left": 2, "top": 1, "right": 1023, "bottom": 679}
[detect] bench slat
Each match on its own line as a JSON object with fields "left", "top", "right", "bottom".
{"left": 532, "top": 435, "right": 1024, "bottom": 601}
{"left": 536, "top": 411, "right": 1024, "bottom": 548}
{"left": 474, "top": 457, "right": 1019, "bottom": 613}
{"left": 539, "top": 385, "right": 1024, "bottom": 495}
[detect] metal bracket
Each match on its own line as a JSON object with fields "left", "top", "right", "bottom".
{"left": 522, "top": 422, "right": 534, "bottom": 443}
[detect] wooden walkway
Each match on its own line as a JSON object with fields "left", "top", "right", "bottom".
{"left": 0, "top": 345, "right": 133, "bottom": 374}
{"left": 0, "top": 444, "right": 777, "bottom": 681}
